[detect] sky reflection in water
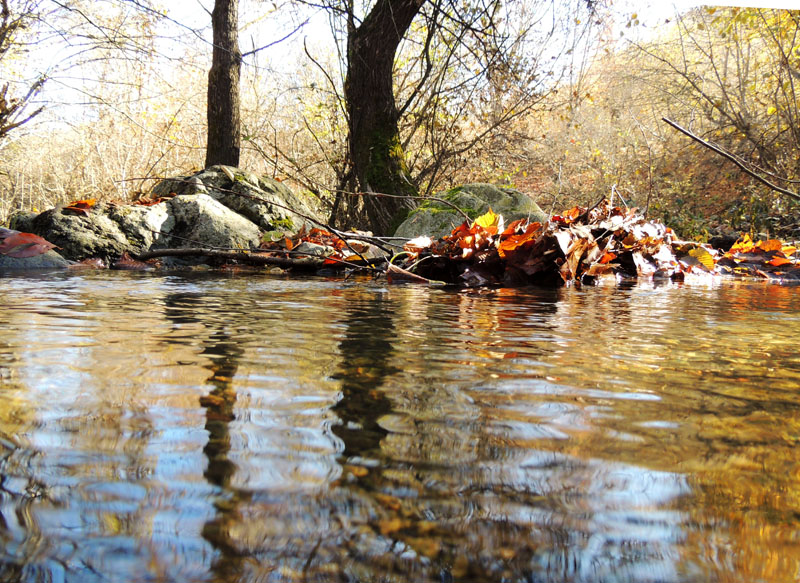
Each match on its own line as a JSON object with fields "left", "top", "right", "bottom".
{"left": 0, "top": 271, "right": 798, "bottom": 582}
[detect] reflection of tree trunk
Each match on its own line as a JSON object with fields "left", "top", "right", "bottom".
{"left": 162, "top": 294, "right": 246, "bottom": 579}
{"left": 331, "top": 295, "right": 398, "bottom": 460}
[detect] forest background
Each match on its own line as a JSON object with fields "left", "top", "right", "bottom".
{"left": 0, "top": 0, "right": 799, "bottom": 241}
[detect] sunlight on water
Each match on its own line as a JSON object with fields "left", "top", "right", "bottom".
{"left": 0, "top": 271, "right": 798, "bottom": 582}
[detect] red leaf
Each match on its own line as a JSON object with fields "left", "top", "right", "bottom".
{"left": 113, "top": 252, "right": 152, "bottom": 270}
{"left": 0, "top": 232, "right": 57, "bottom": 258}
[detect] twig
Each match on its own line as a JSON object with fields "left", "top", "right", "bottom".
{"left": 662, "top": 117, "right": 800, "bottom": 202}
{"left": 574, "top": 195, "right": 608, "bottom": 224}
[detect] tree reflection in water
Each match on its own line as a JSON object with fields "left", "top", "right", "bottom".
{"left": 162, "top": 293, "right": 250, "bottom": 580}
{"left": 161, "top": 285, "right": 695, "bottom": 583}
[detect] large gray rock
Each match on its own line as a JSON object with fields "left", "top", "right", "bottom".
{"left": 9, "top": 202, "right": 175, "bottom": 262}
{"left": 394, "top": 183, "right": 547, "bottom": 239}
{"left": 152, "top": 165, "right": 327, "bottom": 233}
{"left": 168, "top": 193, "right": 261, "bottom": 250}
{"left": 15, "top": 204, "right": 135, "bottom": 262}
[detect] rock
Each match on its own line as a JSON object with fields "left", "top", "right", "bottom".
{"left": 151, "top": 165, "right": 327, "bottom": 232}
{"left": 19, "top": 204, "right": 135, "bottom": 262}
{"left": 8, "top": 202, "right": 175, "bottom": 262}
{"left": 393, "top": 183, "right": 547, "bottom": 239}
{"left": 168, "top": 193, "right": 261, "bottom": 251}
{"left": 0, "top": 249, "right": 70, "bottom": 270}
{"left": 292, "top": 241, "right": 335, "bottom": 257}
{"left": 6, "top": 166, "right": 329, "bottom": 267}
{"left": 107, "top": 203, "right": 174, "bottom": 250}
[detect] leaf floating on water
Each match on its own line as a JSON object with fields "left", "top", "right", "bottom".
{"left": 113, "top": 252, "right": 153, "bottom": 270}
{"left": 69, "top": 257, "right": 107, "bottom": 269}
{"left": 386, "top": 262, "right": 435, "bottom": 285}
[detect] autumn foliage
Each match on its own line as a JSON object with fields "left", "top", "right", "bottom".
{"left": 390, "top": 203, "right": 800, "bottom": 287}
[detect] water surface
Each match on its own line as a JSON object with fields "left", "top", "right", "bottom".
{"left": 0, "top": 271, "right": 798, "bottom": 582}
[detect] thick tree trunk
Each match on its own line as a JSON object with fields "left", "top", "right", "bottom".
{"left": 333, "top": 0, "right": 424, "bottom": 235}
{"left": 205, "top": 0, "right": 241, "bottom": 168}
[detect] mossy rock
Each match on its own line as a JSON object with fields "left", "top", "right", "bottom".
{"left": 393, "top": 183, "right": 547, "bottom": 238}
{"left": 151, "top": 166, "right": 326, "bottom": 232}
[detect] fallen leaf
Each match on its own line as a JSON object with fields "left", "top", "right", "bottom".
{"left": 0, "top": 232, "right": 58, "bottom": 258}
{"left": 473, "top": 207, "right": 502, "bottom": 235}
{"left": 768, "top": 256, "right": 793, "bottom": 267}
{"left": 688, "top": 247, "right": 715, "bottom": 271}
{"left": 756, "top": 239, "right": 783, "bottom": 252}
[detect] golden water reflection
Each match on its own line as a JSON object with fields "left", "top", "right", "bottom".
{"left": 0, "top": 272, "right": 798, "bottom": 582}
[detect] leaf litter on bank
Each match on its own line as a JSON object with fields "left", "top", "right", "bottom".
{"left": 390, "top": 199, "right": 800, "bottom": 287}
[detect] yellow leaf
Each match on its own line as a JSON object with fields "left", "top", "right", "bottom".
{"left": 473, "top": 207, "right": 502, "bottom": 235}
{"left": 767, "top": 106, "right": 777, "bottom": 115}
{"left": 689, "top": 247, "right": 715, "bottom": 271}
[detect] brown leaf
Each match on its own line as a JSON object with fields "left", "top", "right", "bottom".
{"left": 386, "top": 263, "right": 434, "bottom": 284}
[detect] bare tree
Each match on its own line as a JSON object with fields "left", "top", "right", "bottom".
{"left": 0, "top": 0, "right": 45, "bottom": 142}
{"left": 319, "top": 0, "right": 598, "bottom": 234}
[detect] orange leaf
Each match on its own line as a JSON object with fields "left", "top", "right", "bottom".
{"left": 64, "top": 198, "right": 97, "bottom": 214}
{"left": 599, "top": 251, "right": 617, "bottom": 264}
{"left": 501, "top": 218, "right": 529, "bottom": 236}
{"left": 756, "top": 239, "right": 783, "bottom": 252}
{"left": 497, "top": 222, "right": 541, "bottom": 258}
{"left": 768, "top": 256, "right": 793, "bottom": 267}
{"left": 729, "top": 234, "right": 755, "bottom": 255}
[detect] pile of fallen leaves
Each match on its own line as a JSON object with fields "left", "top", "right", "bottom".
{"left": 389, "top": 200, "right": 800, "bottom": 286}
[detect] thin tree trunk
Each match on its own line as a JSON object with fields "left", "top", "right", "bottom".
{"left": 205, "top": 0, "right": 241, "bottom": 168}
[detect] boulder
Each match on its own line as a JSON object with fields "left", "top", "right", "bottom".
{"left": 168, "top": 193, "right": 261, "bottom": 251}
{"left": 14, "top": 204, "right": 136, "bottom": 262}
{"left": 9, "top": 202, "right": 174, "bottom": 262}
{"left": 393, "top": 183, "right": 547, "bottom": 239}
{"left": 151, "top": 165, "right": 327, "bottom": 233}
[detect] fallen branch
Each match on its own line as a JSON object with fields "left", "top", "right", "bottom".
{"left": 134, "top": 248, "right": 385, "bottom": 271}
{"left": 662, "top": 117, "right": 800, "bottom": 202}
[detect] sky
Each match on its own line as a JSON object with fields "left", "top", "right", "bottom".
{"left": 8, "top": 0, "right": 800, "bottom": 134}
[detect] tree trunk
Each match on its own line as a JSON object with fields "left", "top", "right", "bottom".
{"left": 205, "top": 0, "right": 241, "bottom": 168}
{"left": 333, "top": 0, "right": 424, "bottom": 235}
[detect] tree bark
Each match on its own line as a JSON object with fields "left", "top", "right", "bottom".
{"left": 205, "top": 0, "right": 241, "bottom": 168}
{"left": 333, "top": 0, "right": 424, "bottom": 235}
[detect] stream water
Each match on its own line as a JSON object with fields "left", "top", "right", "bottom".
{"left": 0, "top": 271, "right": 798, "bottom": 582}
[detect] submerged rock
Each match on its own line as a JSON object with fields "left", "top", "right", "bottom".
{"left": 393, "top": 183, "right": 547, "bottom": 239}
